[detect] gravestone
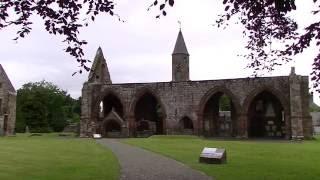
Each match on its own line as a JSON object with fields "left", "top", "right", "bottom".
{"left": 199, "top": 147, "right": 227, "bottom": 164}
{"left": 25, "top": 126, "right": 30, "bottom": 133}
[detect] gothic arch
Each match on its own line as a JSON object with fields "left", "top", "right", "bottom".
{"left": 198, "top": 86, "right": 241, "bottom": 137}
{"left": 129, "top": 87, "right": 167, "bottom": 135}
{"left": 179, "top": 116, "right": 194, "bottom": 129}
{"left": 179, "top": 116, "right": 194, "bottom": 135}
{"left": 198, "top": 86, "right": 241, "bottom": 115}
{"left": 93, "top": 89, "right": 125, "bottom": 118}
{"left": 129, "top": 87, "right": 167, "bottom": 118}
{"left": 93, "top": 89, "right": 125, "bottom": 110}
{"left": 242, "top": 86, "right": 289, "bottom": 115}
{"left": 243, "top": 87, "right": 290, "bottom": 138}
{"left": 102, "top": 119, "right": 121, "bottom": 137}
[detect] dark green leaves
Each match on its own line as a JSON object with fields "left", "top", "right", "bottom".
{"left": 168, "top": 0, "right": 174, "bottom": 6}
{"left": 16, "top": 81, "right": 81, "bottom": 133}
{"left": 150, "top": 0, "right": 175, "bottom": 18}
{"left": 160, "top": 4, "right": 165, "bottom": 10}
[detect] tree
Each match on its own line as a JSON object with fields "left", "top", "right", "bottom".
{"left": 16, "top": 80, "right": 80, "bottom": 133}
{"left": 219, "top": 95, "right": 231, "bottom": 111}
{"left": 19, "top": 97, "right": 48, "bottom": 132}
{"left": 71, "top": 97, "right": 81, "bottom": 122}
{"left": 1, "top": 0, "right": 320, "bottom": 89}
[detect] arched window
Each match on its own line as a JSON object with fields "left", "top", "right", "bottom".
{"left": 181, "top": 117, "right": 193, "bottom": 129}
{"left": 105, "top": 120, "right": 121, "bottom": 132}
{"left": 102, "top": 94, "right": 123, "bottom": 118}
{"left": 202, "top": 92, "right": 236, "bottom": 137}
{"left": 248, "top": 91, "right": 285, "bottom": 138}
{"left": 134, "top": 92, "right": 165, "bottom": 135}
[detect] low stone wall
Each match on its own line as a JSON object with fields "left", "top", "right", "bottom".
{"left": 314, "top": 126, "right": 320, "bottom": 135}
{"left": 63, "top": 123, "right": 79, "bottom": 133}
{"left": 310, "top": 112, "right": 320, "bottom": 134}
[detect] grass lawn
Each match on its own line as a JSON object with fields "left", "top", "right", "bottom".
{"left": 0, "top": 133, "right": 119, "bottom": 180}
{"left": 125, "top": 135, "right": 320, "bottom": 180}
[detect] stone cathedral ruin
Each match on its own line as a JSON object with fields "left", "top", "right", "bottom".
{"left": 0, "top": 64, "right": 16, "bottom": 136}
{"left": 80, "top": 31, "right": 313, "bottom": 139}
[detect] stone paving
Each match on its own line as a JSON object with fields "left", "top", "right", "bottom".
{"left": 97, "top": 139, "right": 212, "bottom": 180}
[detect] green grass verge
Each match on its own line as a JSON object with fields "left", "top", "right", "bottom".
{"left": 0, "top": 133, "right": 119, "bottom": 180}
{"left": 125, "top": 135, "right": 320, "bottom": 180}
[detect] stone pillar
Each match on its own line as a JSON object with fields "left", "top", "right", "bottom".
{"left": 80, "top": 118, "right": 89, "bottom": 137}
{"left": 164, "top": 116, "right": 173, "bottom": 135}
{"left": 80, "top": 82, "right": 91, "bottom": 137}
{"left": 127, "top": 114, "right": 135, "bottom": 137}
{"left": 196, "top": 113, "right": 203, "bottom": 136}
{"left": 237, "top": 113, "right": 248, "bottom": 138}
{"left": 284, "top": 114, "right": 291, "bottom": 139}
{"left": 301, "top": 76, "right": 313, "bottom": 138}
{"left": 289, "top": 67, "right": 304, "bottom": 139}
{"left": 6, "top": 92, "right": 16, "bottom": 135}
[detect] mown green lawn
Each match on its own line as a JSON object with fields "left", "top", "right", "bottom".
{"left": 125, "top": 135, "right": 320, "bottom": 180}
{"left": 0, "top": 134, "right": 119, "bottom": 180}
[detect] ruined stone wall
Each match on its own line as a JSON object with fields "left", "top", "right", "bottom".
{"left": 310, "top": 112, "right": 320, "bottom": 134}
{"left": 80, "top": 75, "right": 313, "bottom": 139}
{"left": 0, "top": 74, "right": 16, "bottom": 136}
{"left": 300, "top": 76, "right": 313, "bottom": 138}
{"left": 6, "top": 93, "right": 16, "bottom": 135}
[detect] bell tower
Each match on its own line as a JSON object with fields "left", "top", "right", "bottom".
{"left": 172, "top": 30, "right": 189, "bottom": 82}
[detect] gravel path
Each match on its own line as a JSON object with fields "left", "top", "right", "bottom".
{"left": 97, "top": 139, "right": 212, "bottom": 180}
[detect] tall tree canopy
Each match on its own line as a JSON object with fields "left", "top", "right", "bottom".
{"left": 1, "top": 0, "right": 320, "bottom": 89}
{"left": 16, "top": 80, "right": 81, "bottom": 133}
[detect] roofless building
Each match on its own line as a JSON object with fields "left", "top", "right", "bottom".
{"left": 80, "top": 31, "right": 312, "bottom": 139}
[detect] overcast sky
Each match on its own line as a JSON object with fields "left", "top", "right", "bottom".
{"left": 0, "top": 1, "right": 319, "bottom": 103}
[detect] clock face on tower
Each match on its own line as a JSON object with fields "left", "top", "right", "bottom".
{"left": 176, "top": 64, "right": 182, "bottom": 72}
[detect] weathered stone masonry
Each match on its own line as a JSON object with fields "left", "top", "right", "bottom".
{"left": 80, "top": 31, "right": 312, "bottom": 139}
{"left": 0, "top": 64, "right": 16, "bottom": 136}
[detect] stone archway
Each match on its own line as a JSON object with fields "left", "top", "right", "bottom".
{"left": 246, "top": 91, "right": 287, "bottom": 138}
{"left": 93, "top": 91, "right": 128, "bottom": 137}
{"left": 242, "top": 86, "right": 291, "bottom": 139}
{"left": 131, "top": 89, "right": 166, "bottom": 136}
{"left": 179, "top": 116, "right": 194, "bottom": 135}
{"left": 94, "top": 92, "right": 124, "bottom": 134}
{"left": 92, "top": 89, "right": 126, "bottom": 119}
{"left": 101, "top": 93, "right": 124, "bottom": 118}
{"left": 198, "top": 88, "right": 240, "bottom": 137}
{"left": 101, "top": 108, "right": 128, "bottom": 137}
{"left": 104, "top": 120, "right": 121, "bottom": 137}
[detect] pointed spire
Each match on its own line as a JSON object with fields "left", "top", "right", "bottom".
{"left": 172, "top": 30, "right": 189, "bottom": 55}
{"left": 88, "top": 47, "right": 112, "bottom": 84}
{"left": 96, "top": 46, "right": 103, "bottom": 57}
{"left": 0, "top": 64, "right": 16, "bottom": 93}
